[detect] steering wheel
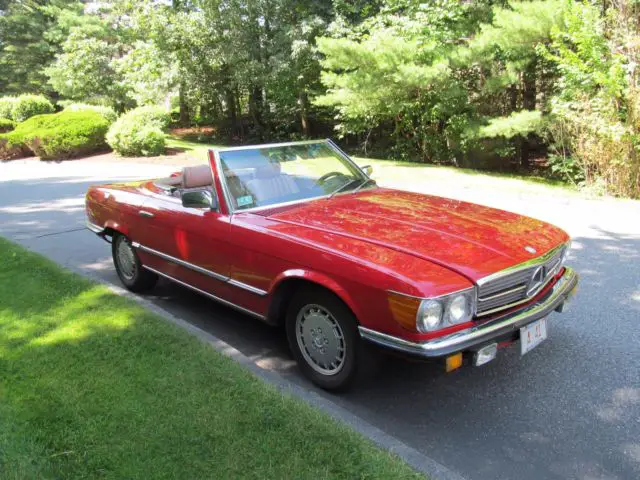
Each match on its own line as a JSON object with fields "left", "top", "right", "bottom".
{"left": 317, "top": 171, "right": 345, "bottom": 185}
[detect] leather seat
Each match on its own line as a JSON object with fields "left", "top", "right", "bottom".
{"left": 245, "top": 163, "right": 300, "bottom": 203}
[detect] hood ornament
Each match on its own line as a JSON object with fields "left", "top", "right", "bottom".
{"left": 524, "top": 246, "right": 537, "bottom": 254}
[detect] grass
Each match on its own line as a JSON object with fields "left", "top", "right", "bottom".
{"left": 165, "top": 135, "right": 579, "bottom": 198}
{"left": 0, "top": 237, "right": 422, "bottom": 480}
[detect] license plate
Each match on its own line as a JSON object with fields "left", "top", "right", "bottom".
{"left": 520, "top": 318, "right": 548, "bottom": 355}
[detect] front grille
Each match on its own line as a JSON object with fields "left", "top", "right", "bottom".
{"left": 476, "top": 245, "right": 565, "bottom": 316}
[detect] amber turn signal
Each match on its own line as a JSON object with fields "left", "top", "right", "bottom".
{"left": 445, "top": 353, "right": 463, "bottom": 372}
{"left": 387, "top": 292, "right": 422, "bottom": 331}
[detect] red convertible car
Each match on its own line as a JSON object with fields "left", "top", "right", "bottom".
{"left": 86, "top": 139, "right": 578, "bottom": 390}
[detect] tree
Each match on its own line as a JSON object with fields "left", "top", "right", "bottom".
{"left": 0, "top": 0, "right": 82, "bottom": 95}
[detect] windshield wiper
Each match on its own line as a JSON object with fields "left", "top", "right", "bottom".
{"left": 350, "top": 178, "right": 376, "bottom": 195}
{"left": 328, "top": 178, "right": 359, "bottom": 199}
{"left": 328, "top": 177, "right": 376, "bottom": 199}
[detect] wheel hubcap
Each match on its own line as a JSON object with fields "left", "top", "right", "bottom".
{"left": 117, "top": 238, "right": 137, "bottom": 280}
{"left": 296, "top": 304, "right": 346, "bottom": 376}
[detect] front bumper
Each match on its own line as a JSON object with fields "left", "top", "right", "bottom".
{"left": 359, "top": 267, "right": 578, "bottom": 358}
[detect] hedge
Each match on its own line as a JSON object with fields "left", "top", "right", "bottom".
{"left": 10, "top": 95, "right": 54, "bottom": 122}
{"left": 0, "top": 97, "right": 17, "bottom": 119}
{"left": 0, "top": 110, "right": 110, "bottom": 160}
{"left": 106, "top": 106, "right": 170, "bottom": 156}
{"left": 63, "top": 103, "right": 118, "bottom": 124}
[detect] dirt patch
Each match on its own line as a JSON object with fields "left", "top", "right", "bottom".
{"left": 170, "top": 126, "right": 216, "bottom": 139}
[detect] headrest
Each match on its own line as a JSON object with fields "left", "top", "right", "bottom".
{"left": 255, "top": 162, "right": 281, "bottom": 179}
{"left": 182, "top": 164, "right": 213, "bottom": 189}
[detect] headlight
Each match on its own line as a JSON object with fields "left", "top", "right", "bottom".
{"left": 417, "top": 300, "right": 443, "bottom": 332}
{"left": 417, "top": 289, "right": 475, "bottom": 333}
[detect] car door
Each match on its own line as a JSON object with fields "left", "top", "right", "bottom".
{"left": 132, "top": 184, "right": 234, "bottom": 296}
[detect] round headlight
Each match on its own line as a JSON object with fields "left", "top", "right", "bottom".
{"left": 417, "top": 300, "right": 443, "bottom": 332}
{"left": 447, "top": 294, "right": 470, "bottom": 325}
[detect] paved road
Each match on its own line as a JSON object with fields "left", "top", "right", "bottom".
{"left": 1, "top": 159, "right": 639, "bottom": 480}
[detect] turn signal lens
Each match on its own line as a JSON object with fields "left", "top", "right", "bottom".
{"left": 387, "top": 292, "right": 422, "bottom": 331}
{"left": 446, "top": 353, "right": 463, "bottom": 372}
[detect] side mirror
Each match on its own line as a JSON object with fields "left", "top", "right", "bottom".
{"left": 362, "top": 165, "right": 373, "bottom": 176}
{"left": 182, "top": 189, "right": 217, "bottom": 210}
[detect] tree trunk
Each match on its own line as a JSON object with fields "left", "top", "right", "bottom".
{"left": 249, "top": 87, "right": 264, "bottom": 139}
{"left": 179, "top": 82, "right": 189, "bottom": 126}
{"left": 226, "top": 89, "right": 237, "bottom": 137}
{"left": 299, "top": 91, "right": 310, "bottom": 137}
{"left": 519, "top": 59, "right": 537, "bottom": 170}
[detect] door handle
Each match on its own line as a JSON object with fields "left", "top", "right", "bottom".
{"left": 139, "top": 210, "right": 154, "bottom": 218}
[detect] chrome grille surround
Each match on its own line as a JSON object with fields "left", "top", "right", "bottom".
{"left": 476, "top": 243, "right": 568, "bottom": 317}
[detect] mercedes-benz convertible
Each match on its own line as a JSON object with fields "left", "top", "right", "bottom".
{"left": 85, "top": 139, "right": 578, "bottom": 390}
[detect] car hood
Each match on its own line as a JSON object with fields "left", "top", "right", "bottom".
{"left": 262, "top": 188, "right": 569, "bottom": 282}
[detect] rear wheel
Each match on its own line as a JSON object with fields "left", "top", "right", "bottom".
{"left": 112, "top": 233, "right": 157, "bottom": 292}
{"left": 285, "top": 286, "right": 377, "bottom": 391}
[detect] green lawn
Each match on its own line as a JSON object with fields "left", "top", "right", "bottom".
{"left": 0, "top": 237, "right": 422, "bottom": 480}
{"left": 166, "top": 135, "right": 578, "bottom": 198}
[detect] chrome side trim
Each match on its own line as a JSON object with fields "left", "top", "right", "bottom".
{"left": 134, "top": 243, "right": 228, "bottom": 282}
{"left": 227, "top": 279, "right": 268, "bottom": 296}
{"left": 142, "top": 266, "right": 266, "bottom": 320}
{"left": 477, "top": 243, "right": 568, "bottom": 287}
{"left": 132, "top": 242, "right": 267, "bottom": 296}
{"left": 86, "top": 220, "right": 104, "bottom": 234}
{"left": 360, "top": 267, "right": 578, "bottom": 358}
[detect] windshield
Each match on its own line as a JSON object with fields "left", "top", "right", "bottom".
{"left": 217, "top": 142, "right": 371, "bottom": 211}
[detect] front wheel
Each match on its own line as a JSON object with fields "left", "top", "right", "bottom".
{"left": 112, "top": 233, "right": 158, "bottom": 292}
{"left": 285, "top": 286, "right": 377, "bottom": 391}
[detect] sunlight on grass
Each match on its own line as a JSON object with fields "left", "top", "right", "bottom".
{"left": 0, "top": 237, "right": 423, "bottom": 480}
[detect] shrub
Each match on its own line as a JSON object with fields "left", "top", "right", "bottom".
{"left": 0, "top": 118, "right": 16, "bottom": 133}
{"left": 106, "top": 106, "right": 170, "bottom": 156}
{"left": 0, "top": 97, "right": 17, "bottom": 119}
{"left": 123, "top": 105, "right": 170, "bottom": 129}
{"left": 10, "top": 95, "right": 55, "bottom": 122}
{"left": 0, "top": 110, "right": 110, "bottom": 160}
{"left": 63, "top": 103, "right": 118, "bottom": 124}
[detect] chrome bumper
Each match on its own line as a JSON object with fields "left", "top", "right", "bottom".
{"left": 359, "top": 267, "right": 579, "bottom": 358}
{"left": 86, "top": 219, "right": 105, "bottom": 234}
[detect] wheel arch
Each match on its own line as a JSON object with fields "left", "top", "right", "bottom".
{"left": 266, "top": 271, "right": 360, "bottom": 327}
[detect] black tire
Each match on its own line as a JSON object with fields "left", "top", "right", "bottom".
{"left": 285, "top": 285, "right": 378, "bottom": 391}
{"left": 112, "top": 233, "right": 158, "bottom": 292}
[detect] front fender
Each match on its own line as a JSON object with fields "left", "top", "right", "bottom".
{"left": 269, "top": 269, "right": 362, "bottom": 320}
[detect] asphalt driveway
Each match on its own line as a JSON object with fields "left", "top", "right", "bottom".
{"left": 1, "top": 159, "right": 639, "bottom": 480}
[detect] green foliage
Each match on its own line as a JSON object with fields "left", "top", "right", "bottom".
{"left": 0, "top": 97, "right": 17, "bottom": 119}
{"left": 114, "top": 40, "right": 179, "bottom": 106}
{"left": 0, "top": 110, "right": 110, "bottom": 160}
{"left": 0, "top": 1, "right": 84, "bottom": 94}
{"left": 63, "top": 103, "right": 118, "bottom": 123}
{"left": 45, "top": 27, "right": 125, "bottom": 107}
{"left": 475, "top": 111, "right": 544, "bottom": 139}
{"left": 1, "top": 0, "right": 639, "bottom": 196}
{"left": 10, "top": 94, "right": 55, "bottom": 122}
{"left": 317, "top": 0, "right": 491, "bottom": 161}
{"left": 106, "top": 106, "right": 170, "bottom": 156}
{"left": 543, "top": 0, "right": 640, "bottom": 197}
{"left": 546, "top": 153, "right": 585, "bottom": 184}
{"left": 0, "top": 118, "right": 16, "bottom": 133}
